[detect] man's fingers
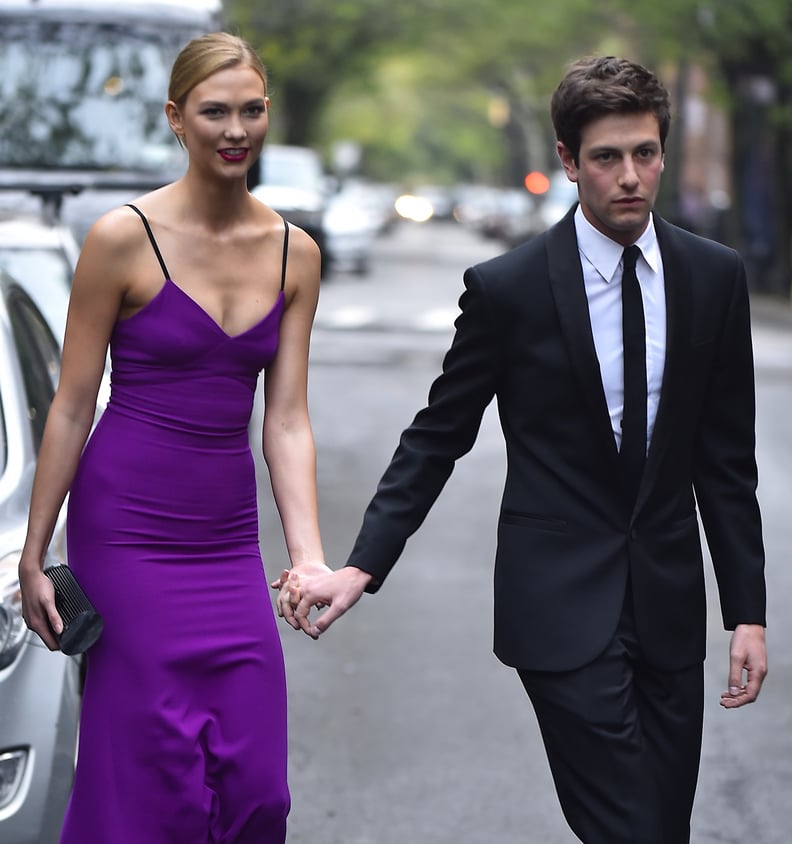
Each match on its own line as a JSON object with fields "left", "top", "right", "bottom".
{"left": 725, "top": 665, "right": 763, "bottom": 707}
{"left": 293, "top": 593, "right": 319, "bottom": 638}
{"left": 720, "top": 626, "right": 768, "bottom": 708}
{"left": 312, "top": 603, "right": 345, "bottom": 637}
{"left": 728, "top": 649, "right": 746, "bottom": 693}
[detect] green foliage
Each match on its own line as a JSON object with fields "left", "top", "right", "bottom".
{"left": 224, "top": 0, "right": 792, "bottom": 189}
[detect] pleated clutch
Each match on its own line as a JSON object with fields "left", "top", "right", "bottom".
{"left": 43, "top": 564, "right": 104, "bottom": 655}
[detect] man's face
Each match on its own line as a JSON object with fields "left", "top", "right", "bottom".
{"left": 557, "top": 111, "right": 664, "bottom": 246}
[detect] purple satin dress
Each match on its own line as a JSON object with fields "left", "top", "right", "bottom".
{"left": 62, "top": 206, "right": 290, "bottom": 843}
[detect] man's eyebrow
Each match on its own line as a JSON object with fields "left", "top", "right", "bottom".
{"left": 588, "top": 139, "right": 660, "bottom": 153}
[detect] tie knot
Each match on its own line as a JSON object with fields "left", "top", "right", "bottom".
{"left": 623, "top": 245, "right": 641, "bottom": 271}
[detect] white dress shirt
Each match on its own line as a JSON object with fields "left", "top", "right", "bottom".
{"left": 573, "top": 206, "right": 666, "bottom": 453}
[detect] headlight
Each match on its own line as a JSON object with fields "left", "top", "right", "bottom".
{"left": 0, "top": 552, "right": 27, "bottom": 669}
{"left": 0, "top": 749, "right": 28, "bottom": 810}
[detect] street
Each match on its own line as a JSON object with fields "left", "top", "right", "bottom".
{"left": 253, "top": 220, "right": 792, "bottom": 844}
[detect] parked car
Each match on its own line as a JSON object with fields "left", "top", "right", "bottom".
{"left": 518, "top": 170, "right": 579, "bottom": 242}
{"left": 251, "top": 144, "right": 329, "bottom": 264}
{"left": 0, "top": 213, "right": 110, "bottom": 410}
{"left": 0, "top": 214, "right": 78, "bottom": 346}
{"left": 322, "top": 183, "right": 386, "bottom": 276}
{"left": 0, "top": 271, "right": 80, "bottom": 844}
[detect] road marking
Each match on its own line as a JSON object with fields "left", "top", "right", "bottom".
{"left": 316, "top": 305, "right": 459, "bottom": 333}
{"left": 319, "top": 305, "right": 377, "bottom": 329}
{"left": 414, "top": 307, "right": 459, "bottom": 331}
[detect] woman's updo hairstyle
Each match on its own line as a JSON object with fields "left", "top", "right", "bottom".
{"left": 168, "top": 32, "right": 268, "bottom": 108}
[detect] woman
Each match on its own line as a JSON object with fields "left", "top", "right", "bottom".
{"left": 19, "top": 32, "right": 330, "bottom": 843}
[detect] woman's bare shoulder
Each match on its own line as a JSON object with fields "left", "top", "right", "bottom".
{"left": 82, "top": 202, "right": 151, "bottom": 256}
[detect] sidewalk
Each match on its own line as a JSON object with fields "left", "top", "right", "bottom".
{"left": 750, "top": 292, "right": 792, "bottom": 329}
{"left": 750, "top": 293, "right": 792, "bottom": 373}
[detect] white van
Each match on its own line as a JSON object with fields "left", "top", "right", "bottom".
{"left": 0, "top": 0, "right": 223, "bottom": 239}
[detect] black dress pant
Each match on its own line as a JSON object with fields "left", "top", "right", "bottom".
{"left": 517, "top": 592, "right": 704, "bottom": 844}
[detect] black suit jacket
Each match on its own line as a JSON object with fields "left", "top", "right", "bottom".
{"left": 346, "top": 208, "right": 766, "bottom": 672}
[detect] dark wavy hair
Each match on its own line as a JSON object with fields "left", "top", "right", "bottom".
{"left": 551, "top": 56, "right": 671, "bottom": 164}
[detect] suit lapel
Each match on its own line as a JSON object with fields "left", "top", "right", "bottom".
{"left": 546, "top": 207, "right": 621, "bottom": 468}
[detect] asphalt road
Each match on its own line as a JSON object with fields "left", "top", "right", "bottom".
{"left": 254, "top": 220, "right": 792, "bottom": 844}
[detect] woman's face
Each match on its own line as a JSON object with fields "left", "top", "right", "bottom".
{"left": 167, "top": 64, "right": 269, "bottom": 178}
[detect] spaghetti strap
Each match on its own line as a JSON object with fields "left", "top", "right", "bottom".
{"left": 280, "top": 219, "right": 289, "bottom": 291}
{"left": 126, "top": 204, "right": 171, "bottom": 281}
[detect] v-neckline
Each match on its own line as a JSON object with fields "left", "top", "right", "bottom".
{"left": 116, "top": 278, "right": 285, "bottom": 339}
{"left": 165, "top": 278, "right": 284, "bottom": 339}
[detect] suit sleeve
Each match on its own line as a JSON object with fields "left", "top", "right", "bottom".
{"left": 346, "top": 264, "right": 504, "bottom": 590}
{"left": 693, "top": 251, "right": 766, "bottom": 629}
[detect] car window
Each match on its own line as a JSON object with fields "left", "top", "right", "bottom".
{"left": 6, "top": 288, "right": 61, "bottom": 452}
{"left": 0, "top": 247, "right": 72, "bottom": 346}
{"left": 0, "top": 391, "right": 7, "bottom": 472}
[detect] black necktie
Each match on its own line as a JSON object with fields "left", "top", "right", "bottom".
{"left": 620, "top": 245, "right": 646, "bottom": 499}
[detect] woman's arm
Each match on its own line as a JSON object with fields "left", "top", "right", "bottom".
{"left": 261, "top": 227, "right": 327, "bottom": 576}
{"left": 19, "top": 210, "right": 137, "bottom": 648}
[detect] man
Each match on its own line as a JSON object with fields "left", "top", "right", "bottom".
{"left": 276, "top": 56, "right": 768, "bottom": 843}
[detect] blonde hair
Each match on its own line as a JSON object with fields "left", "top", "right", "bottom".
{"left": 168, "top": 32, "right": 268, "bottom": 108}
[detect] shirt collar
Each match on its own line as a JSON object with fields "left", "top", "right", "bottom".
{"left": 574, "top": 205, "right": 661, "bottom": 282}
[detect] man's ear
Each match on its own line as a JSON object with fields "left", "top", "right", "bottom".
{"left": 556, "top": 141, "right": 578, "bottom": 182}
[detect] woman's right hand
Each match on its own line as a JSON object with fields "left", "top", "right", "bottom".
{"left": 18, "top": 563, "right": 63, "bottom": 651}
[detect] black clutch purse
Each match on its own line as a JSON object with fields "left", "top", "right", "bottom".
{"left": 43, "top": 564, "right": 104, "bottom": 655}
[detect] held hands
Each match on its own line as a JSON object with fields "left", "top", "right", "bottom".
{"left": 270, "top": 562, "right": 371, "bottom": 639}
{"left": 719, "top": 624, "right": 768, "bottom": 709}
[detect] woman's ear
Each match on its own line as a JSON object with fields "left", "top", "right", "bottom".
{"left": 165, "top": 100, "right": 185, "bottom": 142}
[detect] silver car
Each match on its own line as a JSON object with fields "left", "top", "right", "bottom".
{"left": 0, "top": 270, "right": 80, "bottom": 843}
{"left": 0, "top": 215, "right": 78, "bottom": 348}
{"left": 0, "top": 213, "right": 110, "bottom": 412}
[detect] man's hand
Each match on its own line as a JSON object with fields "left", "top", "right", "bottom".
{"left": 270, "top": 561, "right": 331, "bottom": 631}
{"left": 271, "top": 564, "right": 372, "bottom": 639}
{"left": 720, "top": 624, "right": 767, "bottom": 709}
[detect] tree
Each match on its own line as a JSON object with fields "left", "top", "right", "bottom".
{"left": 225, "top": 0, "right": 433, "bottom": 145}
{"left": 224, "top": 0, "right": 792, "bottom": 295}
{"left": 611, "top": 0, "right": 792, "bottom": 294}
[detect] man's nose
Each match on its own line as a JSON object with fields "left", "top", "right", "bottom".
{"left": 619, "top": 158, "right": 639, "bottom": 187}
